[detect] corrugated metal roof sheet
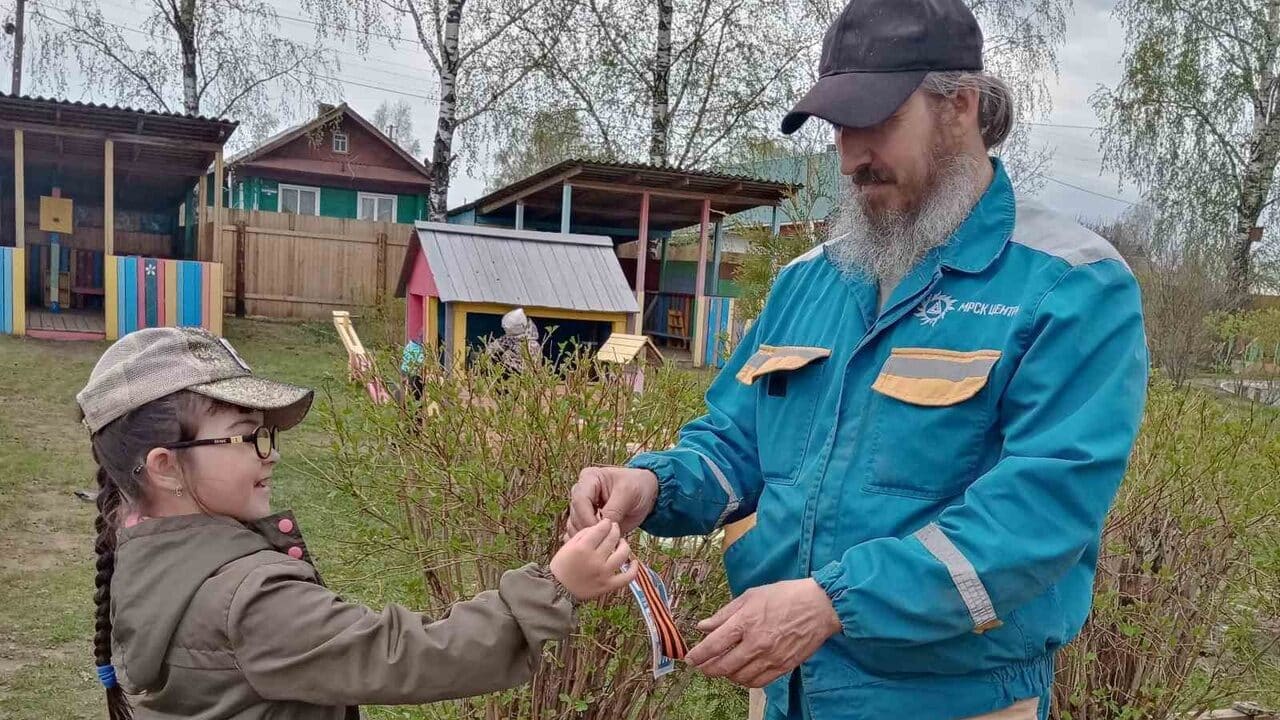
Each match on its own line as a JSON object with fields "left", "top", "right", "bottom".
{"left": 0, "top": 93, "right": 237, "bottom": 124}
{"left": 416, "top": 222, "right": 640, "bottom": 314}
{"left": 723, "top": 151, "right": 840, "bottom": 227}
{"left": 449, "top": 158, "right": 795, "bottom": 218}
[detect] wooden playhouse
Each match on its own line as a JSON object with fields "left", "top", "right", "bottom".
{"left": 394, "top": 222, "right": 639, "bottom": 366}
{"left": 0, "top": 95, "right": 236, "bottom": 340}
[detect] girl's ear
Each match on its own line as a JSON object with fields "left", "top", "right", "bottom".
{"left": 143, "top": 447, "right": 184, "bottom": 495}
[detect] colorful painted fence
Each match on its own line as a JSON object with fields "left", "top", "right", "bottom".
{"left": 699, "top": 296, "right": 746, "bottom": 369}
{"left": 106, "top": 255, "right": 224, "bottom": 339}
{"left": 0, "top": 247, "right": 27, "bottom": 335}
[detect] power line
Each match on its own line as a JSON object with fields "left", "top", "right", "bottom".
{"left": 1022, "top": 120, "right": 1102, "bottom": 131}
{"left": 1042, "top": 175, "right": 1136, "bottom": 206}
{"left": 315, "top": 72, "right": 437, "bottom": 101}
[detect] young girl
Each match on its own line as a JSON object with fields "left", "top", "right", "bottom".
{"left": 76, "top": 327, "right": 637, "bottom": 720}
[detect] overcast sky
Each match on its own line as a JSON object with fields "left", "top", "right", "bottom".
{"left": 29, "top": 0, "right": 1143, "bottom": 221}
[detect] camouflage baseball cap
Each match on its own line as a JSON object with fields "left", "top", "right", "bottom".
{"left": 77, "top": 327, "right": 314, "bottom": 434}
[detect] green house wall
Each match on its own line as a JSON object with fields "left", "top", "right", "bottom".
{"left": 223, "top": 175, "right": 426, "bottom": 223}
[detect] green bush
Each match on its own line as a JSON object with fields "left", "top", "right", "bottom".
{"left": 310, "top": 343, "right": 742, "bottom": 719}
{"left": 1051, "top": 380, "right": 1280, "bottom": 718}
{"left": 311, "top": 317, "right": 1277, "bottom": 719}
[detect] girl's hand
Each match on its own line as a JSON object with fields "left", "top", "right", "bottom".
{"left": 550, "top": 519, "right": 639, "bottom": 601}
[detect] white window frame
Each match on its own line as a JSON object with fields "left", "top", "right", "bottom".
{"left": 332, "top": 131, "right": 349, "bottom": 154}
{"left": 357, "top": 192, "right": 398, "bottom": 222}
{"left": 279, "top": 184, "right": 322, "bottom": 216}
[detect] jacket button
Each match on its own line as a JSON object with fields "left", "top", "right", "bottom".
{"left": 277, "top": 518, "right": 294, "bottom": 534}
{"left": 287, "top": 546, "right": 304, "bottom": 560}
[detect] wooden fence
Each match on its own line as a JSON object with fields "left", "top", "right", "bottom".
{"left": 199, "top": 209, "right": 415, "bottom": 320}
{"left": 106, "top": 255, "right": 224, "bottom": 339}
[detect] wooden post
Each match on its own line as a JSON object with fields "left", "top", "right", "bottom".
{"left": 196, "top": 175, "right": 208, "bottom": 261}
{"left": 425, "top": 296, "right": 439, "bottom": 352}
{"left": 450, "top": 305, "right": 468, "bottom": 367}
{"left": 13, "top": 129, "right": 24, "bottom": 250}
{"left": 633, "top": 191, "right": 650, "bottom": 333}
{"left": 771, "top": 204, "right": 781, "bottom": 236}
{"left": 375, "top": 232, "right": 388, "bottom": 305}
{"left": 103, "top": 140, "right": 114, "bottom": 256}
{"left": 234, "top": 222, "right": 246, "bottom": 317}
{"left": 560, "top": 183, "right": 572, "bottom": 233}
{"left": 710, "top": 218, "right": 724, "bottom": 294}
{"left": 692, "top": 198, "right": 711, "bottom": 367}
{"left": 515, "top": 201, "right": 525, "bottom": 230}
{"left": 212, "top": 150, "right": 224, "bottom": 263}
{"left": 659, "top": 235, "right": 669, "bottom": 291}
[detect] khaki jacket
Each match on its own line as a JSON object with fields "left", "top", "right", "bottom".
{"left": 110, "top": 512, "right": 575, "bottom": 719}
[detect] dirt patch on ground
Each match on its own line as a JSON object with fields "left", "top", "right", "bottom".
{"left": 0, "top": 639, "right": 82, "bottom": 676}
{"left": 0, "top": 488, "right": 95, "bottom": 574}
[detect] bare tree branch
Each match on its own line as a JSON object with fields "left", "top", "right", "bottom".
{"left": 687, "top": 48, "right": 804, "bottom": 167}
{"left": 458, "top": 0, "right": 545, "bottom": 65}
{"left": 581, "top": 0, "right": 648, "bottom": 85}
{"left": 396, "top": 0, "right": 444, "bottom": 73}
{"left": 38, "top": 13, "right": 173, "bottom": 111}
{"left": 214, "top": 49, "right": 320, "bottom": 118}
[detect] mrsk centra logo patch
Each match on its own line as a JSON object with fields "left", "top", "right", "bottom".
{"left": 915, "top": 292, "right": 1020, "bottom": 327}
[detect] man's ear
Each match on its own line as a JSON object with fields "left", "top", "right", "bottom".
{"left": 949, "top": 87, "right": 981, "bottom": 127}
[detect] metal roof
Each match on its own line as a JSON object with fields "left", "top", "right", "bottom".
{"left": 449, "top": 159, "right": 796, "bottom": 233}
{"left": 723, "top": 151, "right": 839, "bottom": 227}
{"left": 0, "top": 93, "right": 237, "bottom": 209}
{"left": 412, "top": 222, "right": 639, "bottom": 314}
{"left": 0, "top": 93, "right": 238, "bottom": 141}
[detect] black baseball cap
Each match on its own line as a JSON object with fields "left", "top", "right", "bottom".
{"left": 781, "top": 0, "right": 984, "bottom": 135}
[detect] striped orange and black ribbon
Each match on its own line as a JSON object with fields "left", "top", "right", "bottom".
{"left": 632, "top": 561, "right": 688, "bottom": 660}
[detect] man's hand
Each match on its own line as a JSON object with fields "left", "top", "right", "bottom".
{"left": 567, "top": 467, "right": 660, "bottom": 536}
{"left": 685, "top": 579, "right": 842, "bottom": 689}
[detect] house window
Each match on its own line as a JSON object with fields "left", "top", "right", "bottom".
{"left": 333, "top": 131, "right": 349, "bottom": 154}
{"left": 358, "top": 192, "right": 397, "bottom": 222}
{"left": 280, "top": 184, "right": 321, "bottom": 216}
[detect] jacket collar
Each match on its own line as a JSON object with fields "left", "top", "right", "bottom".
{"left": 938, "top": 157, "right": 1017, "bottom": 275}
{"left": 117, "top": 509, "right": 311, "bottom": 562}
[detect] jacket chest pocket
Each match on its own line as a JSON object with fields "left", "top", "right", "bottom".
{"left": 738, "top": 344, "right": 831, "bottom": 485}
{"left": 863, "top": 347, "right": 1000, "bottom": 500}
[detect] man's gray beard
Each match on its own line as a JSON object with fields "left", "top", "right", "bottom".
{"left": 826, "top": 154, "right": 988, "bottom": 287}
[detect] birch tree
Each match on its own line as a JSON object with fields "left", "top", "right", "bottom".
{"left": 523, "top": 0, "right": 814, "bottom": 169}
{"left": 1092, "top": 0, "right": 1280, "bottom": 308}
{"left": 28, "top": 0, "right": 335, "bottom": 142}
{"left": 307, "top": 0, "right": 567, "bottom": 220}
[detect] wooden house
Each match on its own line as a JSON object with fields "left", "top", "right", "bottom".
{"left": 221, "top": 103, "right": 431, "bottom": 224}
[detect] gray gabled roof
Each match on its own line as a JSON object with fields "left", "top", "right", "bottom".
{"left": 412, "top": 222, "right": 639, "bottom": 314}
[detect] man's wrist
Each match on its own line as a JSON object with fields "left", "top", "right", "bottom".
{"left": 811, "top": 563, "right": 847, "bottom": 636}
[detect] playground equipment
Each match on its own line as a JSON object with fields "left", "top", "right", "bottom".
{"left": 596, "top": 333, "right": 664, "bottom": 394}
{"left": 332, "top": 311, "right": 392, "bottom": 404}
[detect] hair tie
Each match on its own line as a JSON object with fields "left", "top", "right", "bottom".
{"left": 96, "top": 664, "right": 117, "bottom": 689}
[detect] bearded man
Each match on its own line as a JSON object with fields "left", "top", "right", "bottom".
{"left": 567, "top": 1, "right": 1149, "bottom": 718}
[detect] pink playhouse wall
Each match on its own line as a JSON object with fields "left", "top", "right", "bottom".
{"left": 405, "top": 249, "right": 438, "bottom": 342}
